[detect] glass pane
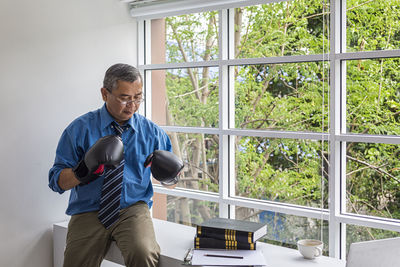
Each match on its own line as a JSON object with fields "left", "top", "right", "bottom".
{"left": 234, "top": 62, "right": 329, "bottom": 132}
{"left": 150, "top": 68, "right": 219, "bottom": 128}
{"left": 151, "top": 12, "right": 219, "bottom": 64}
{"left": 346, "top": 58, "right": 400, "bottom": 135}
{"left": 153, "top": 193, "right": 219, "bottom": 226}
{"left": 347, "top": 1, "right": 400, "bottom": 52}
{"left": 168, "top": 132, "right": 219, "bottom": 193}
{"left": 346, "top": 224, "right": 400, "bottom": 255}
{"left": 235, "top": 137, "right": 329, "bottom": 208}
{"left": 235, "top": 0, "right": 330, "bottom": 58}
{"left": 235, "top": 206, "right": 329, "bottom": 255}
{"left": 346, "top": 142, "right": 400, "bottom": 220}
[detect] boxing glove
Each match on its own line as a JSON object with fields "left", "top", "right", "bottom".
{"left": 73, "top": 135, "right": 124, "bottom": 184}
{"left": 144, "top": 150, "right": 184, "bottom": 186}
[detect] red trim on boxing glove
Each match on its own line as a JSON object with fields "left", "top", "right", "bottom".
{"left": 93, "top": 164, "right": 105, "bottom": 175}
{"left": 144, "top": 153, "right": 154, "bottom": 168}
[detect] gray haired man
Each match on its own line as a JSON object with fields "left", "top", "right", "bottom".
{"left": 49, "top": 63, "right": 172, "bottom": 267}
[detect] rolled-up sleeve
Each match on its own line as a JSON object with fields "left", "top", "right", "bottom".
{"left": 48, "top": 129, "right": 80, "bottom": 194}
{"left": 154, "top": 126, "right": 172, "bottom": 152}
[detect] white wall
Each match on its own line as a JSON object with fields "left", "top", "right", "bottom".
{"left": 0, "top": 1, "right": 136, "bottom": 266}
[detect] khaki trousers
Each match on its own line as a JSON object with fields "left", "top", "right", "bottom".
{"left": 63, "top": 201, "right": 160, "bottom": 267}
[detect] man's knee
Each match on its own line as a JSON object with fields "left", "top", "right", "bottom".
{"left": 123, "top": 240, "right": 160, "bottom": 267}
{"left": 63, "top": 239, "right": 107, "bottom": 267}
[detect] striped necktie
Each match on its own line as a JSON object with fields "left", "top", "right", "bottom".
{"left": 98, "top": 123, "right": 126, "bottom": 229}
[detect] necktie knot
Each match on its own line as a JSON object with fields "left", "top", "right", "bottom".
{"left": 112, "top": 122, "right": 128, "bottom": 136}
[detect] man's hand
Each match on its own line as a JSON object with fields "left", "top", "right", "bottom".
{"left": 144, "top": 150, "right": 183, "bottom": 186}
{"left": 73, "top": 135, "right": 124, "bottom": 184}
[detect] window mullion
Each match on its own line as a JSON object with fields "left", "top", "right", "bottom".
{"left": 227, "top": 8, "right": 237, "bottom": 219}
{"left": 329, "top": 0, "right": 345, "bottom": 259}
{"left": 218, "top": 9, "right": 231, "bottom": 219}
{"left": 339, "top": 0, "right": 348, "bottom": 259}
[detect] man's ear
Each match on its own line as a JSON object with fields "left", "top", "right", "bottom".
{"left": 101, "top": 88, "right": 108, "bottom": 102}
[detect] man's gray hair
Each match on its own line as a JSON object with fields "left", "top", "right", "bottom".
{"left": 103, "top": 63, "right": 142, "bottom": 92}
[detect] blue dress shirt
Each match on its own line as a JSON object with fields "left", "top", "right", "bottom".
{"left": 48, "top": 104, "right": 172, "bottom": 215}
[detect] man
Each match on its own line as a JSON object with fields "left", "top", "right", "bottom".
{"left": 49, "top": 63, "right": 171, "bottom": 267}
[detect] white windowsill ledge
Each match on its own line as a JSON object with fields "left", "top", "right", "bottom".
{"left": 53, "top": 218, "right": 345, "bottom": 267}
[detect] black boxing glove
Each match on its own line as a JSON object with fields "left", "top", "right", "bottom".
{"left": 144, "top": 150, "right": 184, "bottom": 186}
{"left": 73, "top": 135, "right": 124, "bottom": 184}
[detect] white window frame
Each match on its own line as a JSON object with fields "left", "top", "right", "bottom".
{"left": 135, "top": 0, "right": 400, "bottom": 259}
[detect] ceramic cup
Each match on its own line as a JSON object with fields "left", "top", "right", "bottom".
{"left": 297, "top": 239, "right": 323, "bottom": 259}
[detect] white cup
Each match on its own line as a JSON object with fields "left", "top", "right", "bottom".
{"left": 297, "top": 239, "right": 323, "bottom": 259}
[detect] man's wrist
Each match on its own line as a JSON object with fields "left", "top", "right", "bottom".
{"left": 58, "top": 168, "right": 81, "bottom": 190}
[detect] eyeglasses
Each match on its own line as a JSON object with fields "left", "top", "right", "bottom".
{"left": 107, "top": 90, "right": 144, "bottom": 106}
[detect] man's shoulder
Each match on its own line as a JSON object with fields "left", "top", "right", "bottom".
{"left": 66, "top": 108, "right": 101, "bottom": 131}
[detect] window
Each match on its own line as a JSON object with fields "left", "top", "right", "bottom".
{"left": 135, "top": 0, "right": 400, "bottom": 259}
{"left": 236, "top": 206, "right": 330, "bottom": 255}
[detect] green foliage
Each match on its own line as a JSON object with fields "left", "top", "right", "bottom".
{"left": 347, "top": 58, "right": 400, "bottom": 135}
{"left": 235, "top": 62, "right": 329, "bottom": 131}
{"left": 237, "top": 0, "right": 329, "bottom": 58}
{"left": 347, "top": 0, "right": 400, "bottom": 51}
{"left": 166, "top": 68, "right": 219, "bottom": 127}
{"left": 236, "top": 137, "right": 328, "bottom": 208}
{"left": 166, "top": 11, "right": 219, "bottom": 63}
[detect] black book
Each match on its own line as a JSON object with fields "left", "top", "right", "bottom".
{"left": 194, "top": 235, "right": 256, "bottom": 250}
{"left": 196, "top": 217, "right": 267, "bottom": 243}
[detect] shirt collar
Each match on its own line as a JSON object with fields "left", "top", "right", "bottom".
{"left": 100, "top": 104, "right": 136, "bottom": 132}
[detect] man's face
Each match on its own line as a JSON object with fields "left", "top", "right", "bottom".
{"left": 101, "top": 79, "right": 143, "bottom": 125}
